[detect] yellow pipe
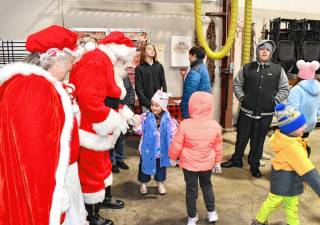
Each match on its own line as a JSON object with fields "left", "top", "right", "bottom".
{"left": 194, "top": 0, "right": 238, "bottom": 59}
{"left": 241, "top": 0, "right": 252, "bottom": 65}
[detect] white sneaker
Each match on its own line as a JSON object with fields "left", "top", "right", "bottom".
{"left": 187, "top": 215, "right": 199, "bottom": 225}
{"left": 259, "top": 160, "right": 266, "bottom": 167}
{"left": 140, "top": 183, "right": 147, "bottom": 195}
{"left": 262, "top": 152, "right": 272, "bottom": 160}
{"left": 157, "top": 182, "right": 166, "bottom": 195}
{"left": 207, "top": 211, "right": 218, "bottom": 223}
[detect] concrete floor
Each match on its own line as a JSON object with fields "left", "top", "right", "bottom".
{"left": 101, "top": 129, "right": 320, "bottom": 225}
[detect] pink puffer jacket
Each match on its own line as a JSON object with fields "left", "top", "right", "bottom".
{"left": 169, "top": 91, "right": 223, "bottom": 172}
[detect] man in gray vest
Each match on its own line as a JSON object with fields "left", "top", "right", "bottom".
{"left": 221, "top": 40, "right": 289, "bottom": 178}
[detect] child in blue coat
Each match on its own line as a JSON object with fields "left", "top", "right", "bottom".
{"left": 134, "top": 90, "right": 177, "bottom": 195}
{"left": 287, "top": 60, "right": 320, "bottom": 154}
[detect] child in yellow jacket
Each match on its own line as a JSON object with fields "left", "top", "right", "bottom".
{"left": 252, "top": 103, "right": 320, "bottom": 225}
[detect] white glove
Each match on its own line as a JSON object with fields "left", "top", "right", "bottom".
{"left": 119, "top": 105, "right": 134, "bottom": 122}
{"left": 111, "top": 128, "right": 121, "bottom": 145}
{"left": 118, "top": 119, "right": 129, "bottom": 134}
{"left": 128, "top": 118, "right": 135, "bottom": 127}
{"left": 213, "top": 163, "right": 222, "bottom": 174}
{"left": 132, "top": 114, "right": 141, "bottom": 128}
{"left": 170, "top": 159, "right": 178, "bottom": 167}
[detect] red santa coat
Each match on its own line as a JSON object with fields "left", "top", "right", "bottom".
{"left": 0, "top": 63, "right": 75, "bottom": 225}
{"left": 69, "top": 47, "right": 124, "bottom": 204}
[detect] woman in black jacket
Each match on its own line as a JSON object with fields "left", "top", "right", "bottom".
{"left": 135, "top": 44, "right": 167, "bottom": 112}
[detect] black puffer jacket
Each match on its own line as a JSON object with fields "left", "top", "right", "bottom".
{"left": 135, "top": 61, "right": 167, "bottom": 108}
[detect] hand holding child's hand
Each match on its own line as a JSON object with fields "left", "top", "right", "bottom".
{"left": 213, "top": 163, "right": 222, "bottom": 174}
{"left": 133, "top": 114, "right": 141, "bottom": 128}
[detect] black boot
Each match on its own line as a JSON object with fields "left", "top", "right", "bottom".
{"left": 250, "top": 168, "right": 262, "bottom": 178}
{"left": 101, "top": 186, "right": 125, "bottom": 209}
{"left": 221, "top": 159, "right": 243, "bottom": 168}
{"left": 85, "top": 203, "right": 114, "bottom": 225}
{"left": 251, "top": 219, "right": 268, "bottom": 225}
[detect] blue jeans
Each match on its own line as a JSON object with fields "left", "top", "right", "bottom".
{"left": 138, "top": 157, "right": 167, "bottom": 183}
{"left": 110, "top": 133, "right": 125, "bottom": 164}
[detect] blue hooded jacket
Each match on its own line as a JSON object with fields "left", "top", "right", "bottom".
{"left": 180, "top": 62, "right": 211, "bottom": 118}
{"left": 287, "top": 79, "right": 320, "bottom": 132}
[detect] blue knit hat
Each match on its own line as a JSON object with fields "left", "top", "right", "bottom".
{"left": 274, "top": 103, "right": 306, "bottom": 134}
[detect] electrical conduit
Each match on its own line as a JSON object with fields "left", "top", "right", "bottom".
{"left": 194, "top": 0, "right": 238, "bottom": 59}
{"left": 241, "top": 0, "right": 252, "bottom": 65}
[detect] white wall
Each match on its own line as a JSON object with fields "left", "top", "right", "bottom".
{"left": 2, "top": 0, "right": 320, "bottom": 123}
{"left": 0, "top": 0, "right": 224, "bottom": 120}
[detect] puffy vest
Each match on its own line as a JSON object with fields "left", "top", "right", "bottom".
{"left": 241, "top": 62, "right": 281, "bottom": 115}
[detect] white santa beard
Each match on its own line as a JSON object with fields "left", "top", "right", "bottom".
{"left": 113, "top": 63, "right": 127, "bottom": 99}
{"left": 114, "top": 63, "right": 127, "bottom": 79}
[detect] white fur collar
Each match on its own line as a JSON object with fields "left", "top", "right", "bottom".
{"left": 0, "top": 62, "right": 57, "bottom": 86}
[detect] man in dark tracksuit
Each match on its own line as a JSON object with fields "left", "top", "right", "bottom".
{"left": 221, "top": 40, "right": 289, "bottom": 178}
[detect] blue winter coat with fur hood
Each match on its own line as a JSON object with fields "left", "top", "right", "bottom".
{"left": 287, "top": 79, "right": 320, "bottom": 133}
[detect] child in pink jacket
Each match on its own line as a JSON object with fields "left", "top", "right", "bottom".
{"left": 169, "top": 91, "right": 223, "bottom": 225}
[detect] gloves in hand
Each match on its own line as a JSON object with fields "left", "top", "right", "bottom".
{"left": 170, "top": 159, "right": 178, "bottom": 167}
{"left": 213, "top": 163, "right": 222, "bottom": 174}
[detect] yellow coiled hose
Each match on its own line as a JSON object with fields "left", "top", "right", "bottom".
{"left": 194, "top": 0, "right": 238, "bottom": 59}
{"left": 241, "top": 0, "right": 252, "bottom": 64}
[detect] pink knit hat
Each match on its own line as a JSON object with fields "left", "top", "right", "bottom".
{"left": 151, "top": 89, "right": 170, "bottom": 111}
{"left": 297, "top": 60, "right": 320, "bottom": 80}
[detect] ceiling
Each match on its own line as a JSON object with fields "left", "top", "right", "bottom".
{"left": 111, "top": 0, "right": 218, "bottom": 3}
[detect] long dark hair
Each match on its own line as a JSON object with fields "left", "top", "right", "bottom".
{"left": 139, "top": 43, "right": 158, "bottom": 64}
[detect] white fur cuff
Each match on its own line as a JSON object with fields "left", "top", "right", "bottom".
{"left": 79, "top": 129, "right": 118, "bottom": 151}
{"left": 104, "top": 174, "right": 113, "bottom": 187}
{"left": 83, "top": 189, "right": 105, "bottom": 204}
{"left": 92, "top": 109, "right": 121, "bottom": 136}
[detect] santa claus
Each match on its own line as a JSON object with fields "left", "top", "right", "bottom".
{"left": 0, "top": 25, "right": 85, "bottom": 225}
{"left": 69, "top": 31, "right": 135, "bottom": 225}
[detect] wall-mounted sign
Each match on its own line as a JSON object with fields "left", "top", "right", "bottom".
{"left": 171, "top": 36, "right": 192, "bottom": 67}
{"left": 73, "top": 28, "right": 151, "bottom": 50}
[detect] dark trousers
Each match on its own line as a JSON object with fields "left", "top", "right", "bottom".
{"left": 138, "top": 158, "right": 167, "bottom": 183}
{"left": 110, "top": 133, "right": 125, "bottom": 164}
{"left": 302, "top": 132, "right": 311, "bottom": 157}
{"left": 183, "top": 169, "right": 215, "bottom": 218}
{"left": 231, "top": 111, "right": 273, "bottom": 169}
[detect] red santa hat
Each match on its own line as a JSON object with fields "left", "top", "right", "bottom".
{"left": 99, "top": 31, "right": 134, "bottom": 47}
{"left": 98, "top": 31, "right": 136, "bottom": 63}
{"left": 26, "top": 25, "right": 78, "bottom": 54}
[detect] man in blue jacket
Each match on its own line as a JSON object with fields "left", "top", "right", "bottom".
{"left": 180, "top": 46, "right": 211, "bottom": 118}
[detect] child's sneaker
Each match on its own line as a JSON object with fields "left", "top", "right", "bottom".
{"left": 187, "top": 215, "right": 199, "bottom": 225}
{"left": 207, "top": 211, "right": 218, "bottom": 223}
{"left": 262, "top": 152, "right": 272, "bottom": 160}
{"left": 157, "top": 182, "right": 166, "bottom": 195}
{"left": 259, "top": 160, "right": 266, "bottom": 167}
{"left": 140, "top": 183, "right": 147, "bottom": 195}
{"left": 251, "top": 219, "right": 268, "bottom": 225}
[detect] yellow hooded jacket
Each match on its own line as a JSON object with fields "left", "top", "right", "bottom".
{"left": 269, "top": 130, "right": 319, "bottom": 196}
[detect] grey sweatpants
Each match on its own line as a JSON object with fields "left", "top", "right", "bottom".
{"left": 183, "top": 169, "right": 215, "bottom": 218}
